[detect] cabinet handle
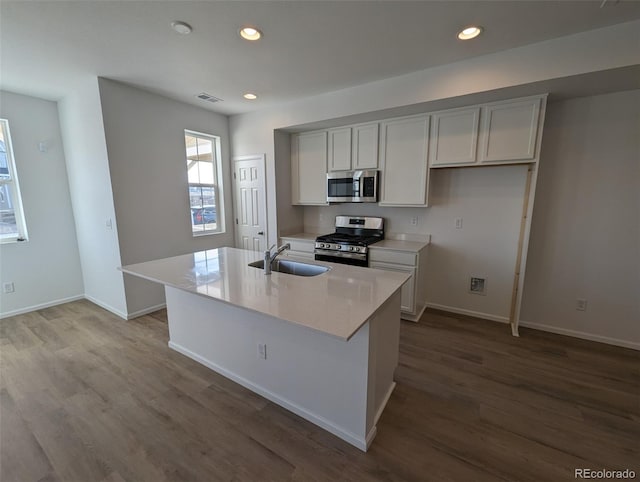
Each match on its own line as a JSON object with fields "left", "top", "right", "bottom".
{"left": 258, "top": 231, "right": 264, "bottom": 235}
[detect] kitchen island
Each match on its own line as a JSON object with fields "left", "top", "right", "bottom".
{"left": 121, "top": 247, "right": 409, "bottom": 451}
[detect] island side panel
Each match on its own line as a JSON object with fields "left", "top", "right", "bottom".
{"left": 366, "top": 289, "right": 402, "bottom": 440}
{"left": 164, "top": 286, "right": 371, "bottom": 450}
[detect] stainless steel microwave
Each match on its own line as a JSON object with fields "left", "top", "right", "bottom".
{"left": 327, "top": 170, "right": 378, "bottom": 203}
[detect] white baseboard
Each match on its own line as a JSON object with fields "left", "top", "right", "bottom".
{"left": 425, "top": 304, "right": 638, "bottom": 351}
{"left": 168, "top": 340, "right": 370, "bottom": 451}
{"left": 426, "top": 303, "right": 510, "bottom": 324}
{"left": 1, "top": 293, "right": 167, "bottom": 323}
{"left": 0, "top": 294, "right": 85, "bottom": 319}
{"left": 83, "top": 295, "right": 128, "bottom": 320}
{"left": 126, "top": 303, "right": 166, "bottom": 320}
{"left": 519, "top": 320, "right": 640, "bottom": 351}
{"left": 373, "top": 382, "right": 396, "bottom": 428}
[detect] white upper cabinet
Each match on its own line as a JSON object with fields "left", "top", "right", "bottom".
{"left": 478, "top": 96, "right": 542, "bottom": 163}
{"left": 429, "top": 107, "right": 480, "bottom": 167}
{"left": 291, "top": 131, "right": 328, "bottom": 205}
{"left": 379, "top": 114, "right": 430, "bottom": 206}
{"left": 327, "top": 127, "right": 352, "bottom": 172}
{"left": 352, "top": 123, "right": 379, "bottom": 170}
{"left": 327, "top": 123, "right": 379, "bottom": 172}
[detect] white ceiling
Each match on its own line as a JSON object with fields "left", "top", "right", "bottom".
{"left": 2, "top": 0, "right": 640, "bottom": 116}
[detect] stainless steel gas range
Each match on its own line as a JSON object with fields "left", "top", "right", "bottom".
{"left": 314, "top": 216, "right": 384, "bottom": 267}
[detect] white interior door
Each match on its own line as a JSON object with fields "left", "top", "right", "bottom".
{"left": 233, "top": 155, "right": 267, "bottom": 252}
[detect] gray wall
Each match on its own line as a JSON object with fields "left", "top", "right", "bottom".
{"left": 98, "top": 79, "right": 234, "bottom": 315}
{"left": 521, "top": 90, "right": 640, "bottom": 347}
{"left": 0, "top": 90, "right": 84, "bottom": 316}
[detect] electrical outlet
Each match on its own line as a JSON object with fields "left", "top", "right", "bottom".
{"left": 257, "top": 343, "right": 267, "bottom": 359}
{"left": 576, "top": 299, "right": 587, "bottom": 311}
{"left": 410, "top": 216, "right": 418, "bottom": 226}
{"left": 455, "top": 217, "right": 463, "bottom": 229}
{"left": 3, "top": 282, "right": 15, "bottom": 294}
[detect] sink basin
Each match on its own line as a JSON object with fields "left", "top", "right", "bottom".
{"left": 249, "top": 259, "right": 330, "bottom": 277}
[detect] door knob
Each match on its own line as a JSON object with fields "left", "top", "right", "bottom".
{"left": 258, "top": 231, "right": 264, "bottom": 235}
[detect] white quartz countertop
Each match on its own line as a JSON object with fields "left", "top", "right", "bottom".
{"left": 281, "top": 233, "right": 318, "bottom": 242}
{"left": 281, "top": 233, "right": 430, "bottom": 252}
{"left": 120, "top": 247, "right": 409, "bottom": 341}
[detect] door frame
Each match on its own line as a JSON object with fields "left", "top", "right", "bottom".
{"left": 232, "top": 154, "right": 268, "bottom": 250}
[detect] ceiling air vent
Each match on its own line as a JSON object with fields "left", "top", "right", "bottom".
{"left": 196, "top": 92, "right": 223, "bottom": 103}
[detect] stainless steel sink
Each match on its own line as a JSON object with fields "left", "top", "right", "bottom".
{"left": 249, "top": 259, "right": 330, "bottom": 277}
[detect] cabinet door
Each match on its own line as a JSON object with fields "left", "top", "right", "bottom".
{"left": 379, "top": 115, "right": 430, "bottom": 206}
{"left": 370, "top": 261, "right": 416, "bottom": 314}
{"left": 429, "top": 107, "right": 480, "bottom": 167}
{"left": 282, "top": 238, "right": 316, "bottom": 254}
{"left": 327, "top": 127, "right": 352, "bottom": 172}
{"left": 478, "top": 97, "right": 541, "bottom": 163}
{"left": 291, "top": 131, "right": 328, "bottom": 205}
{"left": 352, "top": 123, "right": 379, "bottom": 170}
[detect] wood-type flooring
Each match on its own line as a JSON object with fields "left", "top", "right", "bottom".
{"left": 1, "top": 300, "right": 638, "bottom": 481}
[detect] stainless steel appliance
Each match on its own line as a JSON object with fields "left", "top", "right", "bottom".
{"left": 327, "top": 170, "right": 378, "bottom": 203}
{"left": 314, "top": 216, "right": 384, "bottom": 267}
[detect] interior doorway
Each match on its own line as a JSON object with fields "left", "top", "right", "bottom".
{"left": 232, "top": 154, "right": 268, "bottom": 253}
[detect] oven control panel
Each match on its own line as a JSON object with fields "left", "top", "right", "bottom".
{"left": 315, "top": 242, "right": 367, "bottom": 254}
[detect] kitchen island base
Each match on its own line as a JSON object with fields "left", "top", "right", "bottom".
{"left": 165, "top": 285, "right": 401, "bottom": 451}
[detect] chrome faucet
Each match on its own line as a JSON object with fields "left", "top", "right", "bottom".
{"left": 263, "top": 243, "right": 291, "bottom": 275}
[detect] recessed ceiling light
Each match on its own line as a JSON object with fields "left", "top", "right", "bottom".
{"left": 457, "top": 26, "right": 483, "bottom": 40}
{"left": 239, "top": 26, "right": 262, "bottom": 41}
{"left": 171, "top": 21, "right": 193, "bottom": 35}
{"left": 243, "top": 93, "right": 257, "bottom": 100}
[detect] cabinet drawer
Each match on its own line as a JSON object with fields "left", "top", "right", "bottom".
{"left": 281, "top": 239, "right": 315, "bottom": 254}
{"left": 369, "top": 249, "right": 416, "bottom": 266}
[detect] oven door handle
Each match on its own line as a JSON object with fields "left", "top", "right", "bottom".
{"left": 314, "top": 249, "right": 367, "bottom": 260}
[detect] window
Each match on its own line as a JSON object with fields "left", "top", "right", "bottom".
{"left": 184, "top": 130, "right": 224, "bottom": 235}
{"left": 0, "top": 119, "right": 28, "bottom": 243}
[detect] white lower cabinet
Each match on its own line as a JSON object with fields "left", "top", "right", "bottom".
{"left": 280, "top": 237, "right": 316, "bottom": 260}
{"left": 370, "top": 262, "right": 416, "bottom": 313}
{"left": 369, "top": 244, "right": 428, "bottom": 322}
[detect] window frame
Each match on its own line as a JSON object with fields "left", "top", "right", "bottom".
{"left": 184, "top": 129, "right": 225, "bottom": 237}
{"left": 0, "top": 119, "right": 28, "bottom": 244}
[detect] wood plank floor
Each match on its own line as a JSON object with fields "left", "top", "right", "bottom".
{"left": 1, "top": 300, "right": 638, "bottom": 481}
